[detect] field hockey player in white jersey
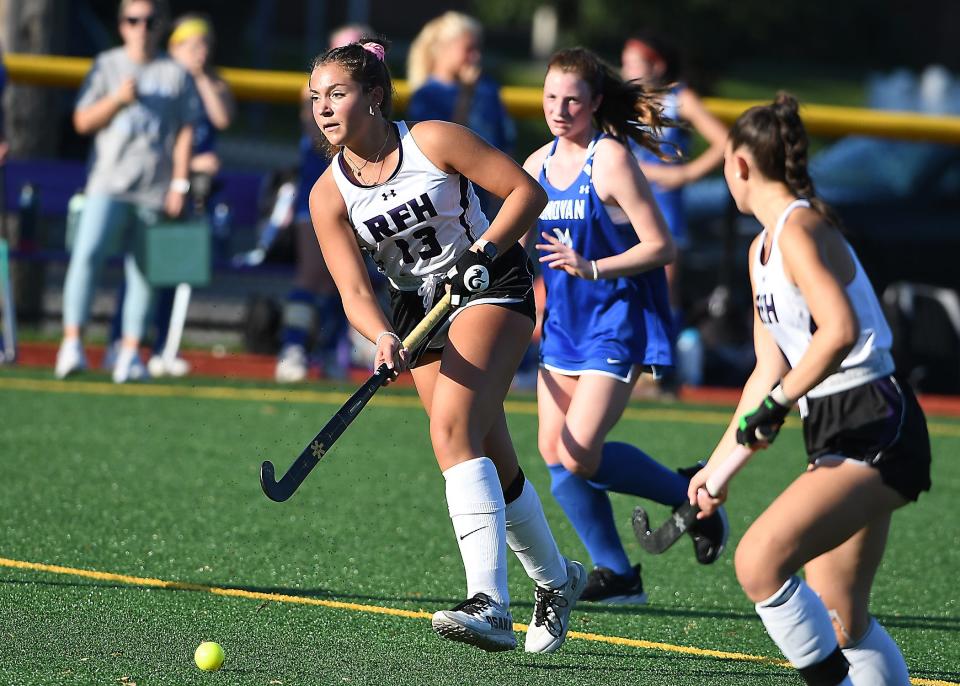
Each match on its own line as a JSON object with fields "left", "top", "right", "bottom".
{"left": 306, "top": 37, "right": 586, "bottom": 654}
{"left": 688, "top": 93, "right": 931, "bottom": 685}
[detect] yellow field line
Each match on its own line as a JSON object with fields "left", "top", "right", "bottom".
{"left": 0, "top": 556, "right": 953, "bottom": 684}
{"left": 2, "top": 376, "right": 959, "bottom": 437}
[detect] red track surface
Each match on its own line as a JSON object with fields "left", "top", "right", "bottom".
{"left": 12, "top": 341, "right": 960, "bottom": 417}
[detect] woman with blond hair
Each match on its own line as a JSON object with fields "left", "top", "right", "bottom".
{"left": 406, "top": 11, "right": 513, "bottom": 156}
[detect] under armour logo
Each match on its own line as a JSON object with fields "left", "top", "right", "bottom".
{"left": 381, "top": 189, "right": 396, "bottom": 201}
{"left": 579, "top": 184, "right": 590, "bottom": 194}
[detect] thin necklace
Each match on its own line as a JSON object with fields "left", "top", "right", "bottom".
{"left": 344, "top": 124, "right": 391, "bottom": 179}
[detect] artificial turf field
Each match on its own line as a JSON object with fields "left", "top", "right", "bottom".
{"left": 1, "top": 368, "right": 958, "bottom": 686}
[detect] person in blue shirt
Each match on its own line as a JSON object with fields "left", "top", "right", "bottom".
{"left": 522, "top": 47, "right": 729, "bottom": 604}
{"left": 275, "top": 24, "right": 370, "bottom": 383}
{"left": 406, "top": 12, "right": 514, "bottom": 153}
{"left": 621, "top": 33, "right": 727, "bottom": 321}
{"left": 406, "top": 11, "right": 514, "bottom": 216}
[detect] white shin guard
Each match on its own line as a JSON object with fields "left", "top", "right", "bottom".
{"left": 504, "top": 478, "right": 567, "bottom": 589}
{"left": 443, "top": 457, "right": 509, "bottom": 607}
{"left": 843, "top": 618, "right": 910, "bottom": 685}
{"left": 756, "top": 577, "right": 852, "bottom": 685}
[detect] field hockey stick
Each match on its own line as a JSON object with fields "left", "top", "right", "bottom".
{"left": 160, "top": 283, "right": 191, "bottom": 365}
{"left": 260, "top": 291, "right": 453, "bottom": 502}
{"left": 632, "top": 444, "right": 755, "bottom": 554}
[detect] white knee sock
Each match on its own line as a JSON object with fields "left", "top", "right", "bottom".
{"left": 443, "top": 457, "right": 509, "bottom": 607}
{"left": 756, "top": 576, "right": 853, "bottom": 685}
{"left": 504, "top": 477, "right": 568, "bottom": 589}
{"left": 843, "top": 617, "right": 910, "bottom": 685}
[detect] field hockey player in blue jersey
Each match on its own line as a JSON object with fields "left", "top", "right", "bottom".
{"left": 621, "top": 33, "right": 727, "bottom": 318}
{"left": 522, "top": 47, "right": 730, "bottom": 605}
{"left": 306, "top": 37, "right": 586, "bottom": 654}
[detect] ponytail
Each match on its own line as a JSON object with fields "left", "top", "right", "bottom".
{"left": 547, "top": 47, "right": 681, "bottom": 161}
{"left": 731, "top": 91, "right": 841, "bottom": 227}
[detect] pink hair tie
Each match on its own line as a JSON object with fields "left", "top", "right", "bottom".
{"left": 362, "top": 42, "right": 385, "bottom": 61}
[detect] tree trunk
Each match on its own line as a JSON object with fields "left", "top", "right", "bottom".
{"left": 1, "top": 0, "right": 68, "bottom": 158}
{"left": 0, "top": 0, "right": 68, "bottom": 322}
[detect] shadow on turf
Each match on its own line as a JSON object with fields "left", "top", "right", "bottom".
{"left": 6, "top": 577, "right": 960, "bottom": 638}
{"left": 518, "top": 653, "right": 795, "bottom": 680}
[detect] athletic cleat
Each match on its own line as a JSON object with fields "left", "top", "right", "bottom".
{"left": 525, "top": 558, "right": 587, "bottom": 653}
{"left": 147, "top": 354, "right": 191, "bottom": 378}
{"left": 112, "top": 347, "right": 149, "bottom": 384}
{"left": 579, "top": 564, "right": 647, "bottom": 605}
{"left": 55, "top": 338, "right": 87, "bottom": 379}
{"left": 431, "top": 593, "right": 516, "bottom": 652}
{"left": 275, "top": 344, "right": 308, "bottom": 383}
{"left": 677, "top": 461, "right": 730, "bottom": 564}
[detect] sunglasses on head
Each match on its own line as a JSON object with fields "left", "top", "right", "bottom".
{"left": 123, "top": 15, "right": 156, "bottom": 29}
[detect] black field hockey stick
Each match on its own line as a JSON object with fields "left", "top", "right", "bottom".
{"left": 632, "top": 444, "right": 755, "bottom": 554}
{"left": 260, "top": 291, "right": 452, "bottom": 502}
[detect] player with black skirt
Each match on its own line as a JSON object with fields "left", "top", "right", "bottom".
{"left": 688, "top": 93, "right": 931, "bottom": 685}
{"left": 305, "top": 37, "right": 586, "bottom": 654}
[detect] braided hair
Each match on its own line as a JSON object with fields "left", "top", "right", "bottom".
{"left": 730, "top": 92, "right": 841, "bottom": 227}
{"left": 548, "top": 47, "right": 680, "bottom": 161}
{"left": 309, "top": 37, "right": 394, "bottom": 156}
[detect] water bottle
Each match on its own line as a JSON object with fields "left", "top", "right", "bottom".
{"left": 17, "top": 183, "right": 39, "bottom": 250}
{"left": 676, "top": 327, "right": 704, "bottom": 387}
{"left": 211, "top": 202, "right": 231, "bottom": 263}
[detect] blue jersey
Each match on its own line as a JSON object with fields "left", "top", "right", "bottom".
{"left": 193, "top": 111, "right": 217, "bottom": 155}
{"left": 295, "top": 135, "right": 330, "bottom": 221}
{"left": 629, "top": 86, "right": 689, "bottom": 246}
{"left": 537, "top": 134, "right": 674, "bottom": 377}
{"left": 407, "top": 75, "right": 515, "bottom": 153}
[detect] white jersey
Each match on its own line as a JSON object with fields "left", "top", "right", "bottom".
{"left": 330, "top": 120, "right": 488, "bottom": 291}
{"left": 752, "top": 199, "right": 894, "bottom": 398}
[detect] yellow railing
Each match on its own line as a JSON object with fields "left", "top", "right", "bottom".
{"left": 7, "top": 52, "right": 960, "bottom": 144}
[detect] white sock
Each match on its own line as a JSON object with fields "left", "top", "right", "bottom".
{"left": 843, "top": 617, "right": 910, "bottom": 685}
{"left": 756, "top": 576, "right": 853, "bottom": 685}
{"left": 504, "top": 477, "right": 568, "bottom": 589}
{"left": 443, "top": 457, "right": 509, "bottom": 607}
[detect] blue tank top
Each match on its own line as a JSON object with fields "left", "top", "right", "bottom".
{"left": 629, "top": 86, "right": 689, "bottom": 239}
{"left": 537, "top": 134, "right": 674, "bottom": 368}
{"left": 193, "top": 111, "right": 217, "bottom": 155}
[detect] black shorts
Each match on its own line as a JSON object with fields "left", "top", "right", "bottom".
{"left": 390, "top": 243, "right": 537, "bottom": 367}
{"left": 803, "top": 374, "right": 932, "bottom": 501}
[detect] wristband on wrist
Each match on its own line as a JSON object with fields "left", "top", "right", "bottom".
{"left": 375, "top": 330, "right": 402, "bottom": 348}
{"left": 590, "top": 260, "right": 599, "bottom": 281}
{"left": 170, "top": 178, "right": 191, "bottom": 194}
{"left": 769, "top": 383, "right": 790, "bottom": 407}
